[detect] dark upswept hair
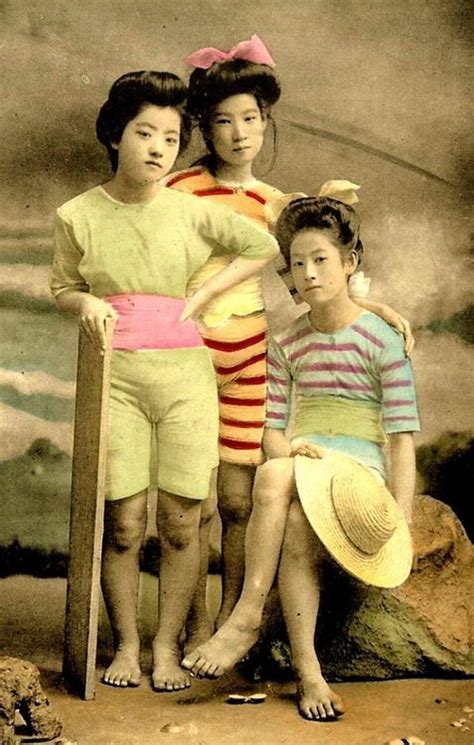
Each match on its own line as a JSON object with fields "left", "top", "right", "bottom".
{"left": 186, "top": 59, "right": 281, "bottom": 174}
{"left": 275, "top": 197, "right": 364, "bottom": 267}
{"left": 96, "top": 71, "right": 192, "bottom": 172}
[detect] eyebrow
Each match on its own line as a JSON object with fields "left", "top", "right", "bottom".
{"left": 135, "top": 121, "right": 179, "bottom": 135}
{"left": 213, "top": 108, "right": 259, "bottom": 116}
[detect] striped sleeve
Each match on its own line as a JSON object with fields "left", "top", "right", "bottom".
{"left": 379, "top": 335, "right": 421, "bottom": 434}
{"left": 265, "top": 338, "right": 292, "bottom": 429}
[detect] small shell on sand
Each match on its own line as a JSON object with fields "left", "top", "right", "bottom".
{"left": 386, "top": 738, "right": 425, "bottom": 745}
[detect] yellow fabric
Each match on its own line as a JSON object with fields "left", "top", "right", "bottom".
{"left": 167, "top": 168, "right": 283, "bottom": 327}
{"left": 294, "top": 395, "right": 386, "bottom": 445}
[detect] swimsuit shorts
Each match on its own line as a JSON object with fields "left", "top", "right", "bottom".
{"left": 199, "top": 312, "right": 267, "bottom": 467}
{"left": 105, "top": 347, "right": 219, "bottom": 501}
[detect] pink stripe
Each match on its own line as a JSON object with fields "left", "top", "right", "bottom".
{"left": 107, "top": 294, "right": 204, "bottom": 351}
{"left": 267, "top": 357, "right": 284, "bottom": 370}
{"left": 383, "top": 399, "right": 414, "bottom": 407}
{"left": 383, "top": 379, "right": 412, "bottom": 388}
{"left": 298, "top": 380, "right": 372, "bottom": 391}
{"left": 289, "top": 342, "right": 370, "bottom": 362}
{"left": 268, "top": 392, "right": 287, "bottom": 404}
{"left": 382, "top": 359, "right": 406, "bottom": 372}
{"left": 266, "top": 411, "right": 286, "bottom": 420}
{"left": 268, "top": 373, "right": 288, "bottom": 386}
{"left": 300, "top": 362, "right": 365, "bottom": 374}
{"left": 384, "top": 416, "right": 418, "bottom": 422}
{"left": 353, "top": 324, "right": 385, "bottom": 349}
{"left": 279, "top": 326, "right": 313, "bottom": 347}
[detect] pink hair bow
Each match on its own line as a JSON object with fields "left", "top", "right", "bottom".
{"left": 185, "top": 34, "right": 275, "bottom": 70}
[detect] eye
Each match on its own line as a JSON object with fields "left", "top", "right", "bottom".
{"left": 166, "top": 137, "right": 178, "bottom": 145}
{"left": 215, "top": 117, "right": 231, "bottom": 125}
{"left": 292, "top": 260, "right": 304, "bottom": 267}
{"left": 315, "top": 257, "right": 327, "bottom": 263}
{"left": 137, "top": 130, "right": 151, "bottom": 138}
{"left": 245, "top": 115, "right": 257, "bottom": 122}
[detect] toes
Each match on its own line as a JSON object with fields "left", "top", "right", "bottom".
{"left": 181, "top": 650, "right": 200, "bottom": 670}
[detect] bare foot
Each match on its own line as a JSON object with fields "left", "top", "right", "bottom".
{"left": 184, "top": 617, "right": 215, "bottom": 657}
{"left": 296, "top": 676, "right": 345, "bottom": 721}
{"left": 152, "top": 644, "right": 191, "bottom": 692}
{"left": 102, "top": 644, "right": 141, "bottom": 688}
{"left": 181, "top": 615, "right": 259, "bottom": 678}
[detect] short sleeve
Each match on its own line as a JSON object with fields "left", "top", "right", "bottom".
{"left": 379, "top": 336, "right": 421, "bottom": 434}
{"left": 192, "top": 200, "right": 279, "bottom": 261}
{"left": 50, "top": 214, "right": 89, "bottom": 297}
{"left": 265, "top": 338, "right": 292, "bottom": 430}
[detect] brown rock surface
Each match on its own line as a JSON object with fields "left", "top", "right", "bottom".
{"left": 248, "top": 495, "right": 474, "bottom": 681}
{"left": 0, "top": 656, "right": 62, "bottom": 745}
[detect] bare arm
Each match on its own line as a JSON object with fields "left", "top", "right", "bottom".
{"left": 55, "top": 290, "right": 117, "bottom": 351}
{"left": 354, "top": 297, "right": 414, "bottom": 356}
{"left": 181, "top": 256, "right": 272, "bottom": 321}
{"left": 387, "top": 431, "right": 416, "bottom": 525}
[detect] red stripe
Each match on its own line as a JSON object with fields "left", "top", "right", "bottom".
{"left": 215, "top": 351, "right": 266, "bottom": 375}
{"left": 194, "top": 187, "right": 236, "bottom": 197}
{"left": 220, "top": 395, "right": 266, "bottom": 407}
{"left": 245, "top": 190, "right": 266, "bottom": 205}
{"left": 235, "top": 375, "right": 267, "bottom": 385}
{"left": 165, "top": 169, "right": 204, "bottom": 187}
{"left": 204, "top": 330, "right": 266, "bottom": 353}
{"left": 219, "top": 436, "right": 261, "bottom": 450}
{"left": 220, "top": 417, "right": 264, "bottom": 429}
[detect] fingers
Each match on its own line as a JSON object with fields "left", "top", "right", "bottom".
{"left": 79, "top": 311, "right": 115, "bottom": 353}
{"left": 290, "top": 443, "right": 325, "bottom": 459}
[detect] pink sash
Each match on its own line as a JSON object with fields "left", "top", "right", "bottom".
{"left": 107, "top": 294, "right": 204, "bottom": 351}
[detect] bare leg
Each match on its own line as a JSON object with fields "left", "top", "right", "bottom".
{"left": 101, "top": 491, "right": 147, "bottom": 687}
{"left": 278, "top": 500, "right": 345, "bottom": 721}
{"left": 184, "top": 484, "right": 218, "bottom": 655}
{"left": 152, "top": 489, "right": 202, "bottom": 691}
{"left": 182, "top": 458, "right": 296, "bottom": 678}
{"left": 216, "top": 461, "right": 255, "bottom": 627}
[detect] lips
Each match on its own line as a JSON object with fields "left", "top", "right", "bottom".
{"left": 145, "top": 161, "right": 162, "bottom": 168}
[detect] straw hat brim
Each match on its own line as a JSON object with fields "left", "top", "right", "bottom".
{"left": 294, "top": 452, "right": 413, "bottom": 589}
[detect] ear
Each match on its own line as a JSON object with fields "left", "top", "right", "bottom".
{"left": 110, "top": 141, "right": 119, "bottom": 151}
{"left": 346, "top": 250, "right": 359, "bottom": 275}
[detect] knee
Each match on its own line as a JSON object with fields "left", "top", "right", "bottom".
{"left": 104, "top": 514, "right": 145, "bottom": 553}
{"left": 252, "top": 458, "right": 294, "bottom": 509}
{"left": 159, "top": 510, "right": 199, "bottom": 551}
{"left": 199, "top": 492, "right": 217, "bottom": 528}
{"left": 219, "top": 488, "right": 252, "bottom": 525}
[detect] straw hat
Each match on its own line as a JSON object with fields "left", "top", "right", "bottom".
{"left": 294, "top": 452, "right": 413, "bottom": 588}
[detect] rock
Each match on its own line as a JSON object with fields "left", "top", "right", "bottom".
{"left": 247, "top": 495, "right": 474, "bottom": 681}
{"left": 0, "top": 656, "right": 62, "bottom": 745}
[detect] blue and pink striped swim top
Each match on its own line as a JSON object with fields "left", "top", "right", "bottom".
{"left": 266, "top": 310, "right": 421, "bottom": 478}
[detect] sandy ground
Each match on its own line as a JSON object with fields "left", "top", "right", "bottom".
{"left": 1, "top": 575, "right": 473, "bottom": 745}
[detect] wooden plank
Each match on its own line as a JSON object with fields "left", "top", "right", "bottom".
{"left": 63, "top": 321, "right": 114, "bottom": 700}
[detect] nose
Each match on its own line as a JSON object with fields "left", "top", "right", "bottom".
{"left": 148, "top": 137, "right": 164, "bottom": 158}
{"left": 304, "top": 260, "right": 317, "bottom": 282}
{"left": 232, "top": 120, "right": 246, "bottom": 141}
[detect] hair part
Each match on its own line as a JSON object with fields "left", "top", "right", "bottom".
{"left": 187, "top": 59, "right": 281, "bottom": 174}
{"left": 275, "top": 197, "right": 364, "bottom": 268}
{"left": 96, "top": 71, "right": 192, "bottom": 172}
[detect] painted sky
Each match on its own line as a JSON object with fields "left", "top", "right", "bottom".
{"left": 0, "top": 0, "right": 472, "bottom": 461}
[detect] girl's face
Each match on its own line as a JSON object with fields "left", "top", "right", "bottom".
{"left": 113, "top": 104, "right": 181, "bottom": 183}
{"left": 290, "top": 229, "right": 357, "bottom": 307}
{"left": 208, "top": 93, "right": 267, "bottom": 168}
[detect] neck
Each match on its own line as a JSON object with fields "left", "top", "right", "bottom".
{"left": 308, "top": 291, "right": 361, "bottom": 333}
{"left": 215, "top": 161, "right": 255, "bottom": 185}
{"left": 104, "top": 171, "right": 161, "bottom": 204}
